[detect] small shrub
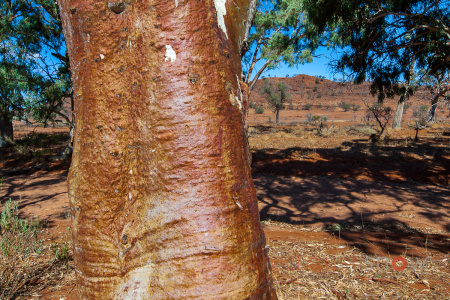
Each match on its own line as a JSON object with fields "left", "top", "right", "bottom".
{"left": 0, "top": 200, "right": 42, "bottom": 258}
{"left": 51, "top": 242, "right": 71, "bottom": 262}
{"left": 306, "top": 113, "right": 313, "bottom": 123}
{"left": 338, "top": 101, "right": 352, "bottom": 112}
{"left": 315, "top": 78, "right": 319, "bottom": 84}
{"left": 313, "top": 86, "right": 318, "bottom": 92}
{"left": 0, "top": 200, "right": 73, "bottom": 299}
{"left": 352, "top": 104, "right": 360, "bottom": 112}
{"left": 254, "top": 106, "right": 264, "bottom": 114}
{"left": 413, "top": 105, "right": 428, "bottom": 126}
{"left": 355, "top": 126, "right": 377, "bottom": 136}
{"left": 302, "top": 104, "right": 312, "bottom": 110}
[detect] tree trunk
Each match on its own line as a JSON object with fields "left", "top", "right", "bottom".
{"left": 0, "top": 115, "right": 13, "bottom": 147}
{"left": 58, "top": 0, "right": 276, "bottom": 299}
{"left": 392, "top": 97, "right": 405, "bottom": 129}
{"left": 275, "top": 109, "right": 280, "bottom": 125}
{"left": 427, "top": 96, "right": 439, "bottom": 122}
{"left": 393, "top": 58, "right": 414, "bottom": 129}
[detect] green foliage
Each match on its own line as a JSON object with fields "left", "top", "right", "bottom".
{"left": 243, "top": 0, "right": 322, "bottom": 89}
{"left": 263, "top": 82, "right": 291, "bottom": 110}
{"left": 338, "top": 101, "right": 351, "bottom": 111}
{"left": 0, "top": 199, "right": 43, "bottom": 258}
{"left": 0, "top": 199, "right": 72, "bottom": 298}
{"left": 0, "top": 0, "right": 71, "bottom": 127}
{"left": 255, "top": 106, "right": 265, "bottom": 114}
{"left": 302, "top": 103, "right": 312, "bottom": 110}
{"left": 261, "top": 81, "right": 291, "bottom": 124}
{"left": 338, "top": 101, "right": 360, "bottom": 112}
{"left": 365, "top": 102, "right": 393, "bottom": 136}
{"left": 303, "top": 0, "right": 450, "bottom": 101}
{"left": 51, "top": 242, "right": 71, "bottom": 262}
{"left": 313, "top": 86, "right": 318, "bottom": 91}
{"left": 315, "top": 78, "right": 319, "bottom": 84}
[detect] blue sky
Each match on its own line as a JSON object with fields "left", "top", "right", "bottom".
{"left": 254, "top": 47, "right": 345, "bottom": 81}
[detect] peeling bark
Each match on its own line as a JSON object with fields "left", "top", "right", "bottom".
{"left": 58, "top": 0, "right": 276, "bottom": 298}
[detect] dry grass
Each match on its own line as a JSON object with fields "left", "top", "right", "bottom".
{"left": 267, "top": 225, "right": 450, "bottom": 299}
{"left": 0, "top": 200, "right": 74, "bottom": 299}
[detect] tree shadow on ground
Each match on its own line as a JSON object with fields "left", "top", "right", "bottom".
{"left": 0, "top": 173, "right": 69, "bottom": 226}
{"left": 252, "top": 138, "right": 450, "bottom": 256}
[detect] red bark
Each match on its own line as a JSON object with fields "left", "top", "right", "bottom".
{"left": 58, "top": 0, "right": 276, "bottom": 298}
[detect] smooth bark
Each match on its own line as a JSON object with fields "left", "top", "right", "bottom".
{"left": 428, "top": 96, "right": 439, "bottom": 122}
{"left": 393, "top": 58, "right": 414, "bottom": 129}
{"left": 392, "top": 97, "right": 405, "bottom": 129}
{"left": 58, "top": 0, "right": 276, "bottom": 298}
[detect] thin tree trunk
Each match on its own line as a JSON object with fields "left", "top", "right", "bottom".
{"left": 0, "top": 115, "right": 13, "bottom": 147}
{"left": 58, "top": 0, "right": 276, "bottom": 299}
{"left": 427, "top": 96, "right": 439, "bottom": 122}
{"left": 275, "top": 109, "right": 280, "bottom": 125}
{"left": 393, "top": 58, "right": 414, "bottom": 129}
{"left": 392, "top": 97, "right": 405, "bottom": 129}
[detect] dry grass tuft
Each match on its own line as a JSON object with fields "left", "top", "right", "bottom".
{"left": 0, "top": 199, "right": 74, "bottom": 299}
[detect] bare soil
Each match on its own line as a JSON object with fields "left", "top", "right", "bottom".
{"left": 1, "top": 97, "right": 449, "bottom": 299}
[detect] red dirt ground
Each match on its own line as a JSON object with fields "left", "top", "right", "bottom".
{"left": 1, "top": 86, "right": 449, "bottom": 298}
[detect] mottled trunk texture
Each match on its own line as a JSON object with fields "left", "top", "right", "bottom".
{"left": 393, "top": 60, "right": 414, "bottom": 129}
{"left": 392, "top": 97, "right": 405, "bottom": 129}
{"left": 58, "top": 0, "right": 276, "bottom": 299}
{"left": 428, "top": 96, "right": 438, "bottom": 122}
{"left": 0, "top": 115, "right": 13, "bottom": 147}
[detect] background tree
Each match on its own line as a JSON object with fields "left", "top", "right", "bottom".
{"left": 242, "top": 0, "right": 321, "bottom": 93}
{"left": 262, "top": 80, "right": 291, "bottom": 124}
{"left": 424, "top": 71, "right": 450, "bottom": 122}
{"left": 0, "top": 60, "right": 29, "bottom": 146}
{"left": 0, "top": 0, "right": 72, "bottom": 146}
{"left": 302, "top": 0, "right": 450, "bottom": 124}
{"left": 392, "top": 56, "right": 416, "bottom": 129}
{"left": 364, "top": 100, "right": 392, "bottom": 143}
{"left": 58, "top": 0, "right": 276, "bottom": 298}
